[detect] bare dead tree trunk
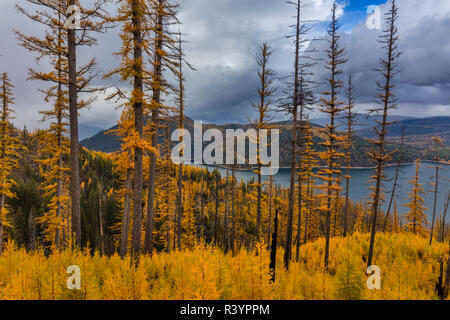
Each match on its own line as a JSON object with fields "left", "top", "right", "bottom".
{"left": 224, "top": 167, "right": 230, "bottom": 253}
{"left": 295, "top": 171, "right": 302, "bottom": 261}
{"left": 257, "top": 162, "right": 262, "bottom": 242}
{"left": 269, "top": 209, "right": 279, "bottom": 283}
{"left": 0, "top": 76, "right": 5, "bottom": 256}
{"left": 430, "top": 139, "right": 441, "bottom": 245}
{"left": 176, "top": 158, "right": 183, "bottom": 248}
{"left": 284, "top": 0, "right": 301, "bottom": 270}
{"left": 321, "top": 3, "right": 347, "bottom": 271}
{"left": 444, "top": 249, "right": 450, "bottom": 298}
{"left": 0, "top": 179, "right": 4, "bottom": 256}
{"left": 343, "top": 75, "right": 356, "bottom": 237}
{"left": 214, "top": 178, "right": 219, "bottom": 246}
{"left": 304, "top": 175, "right": 312, "bottom": 244}
{"left": 231, "top": 167, "right": 236, "bottom": 253}
{"left": 367, "top": 0, "right": 401, "bottom": 268}
{"left": 441, "top": 192, "right": 450, "bottom": 242}
{"left": 55, "top": 39, "right": 63, "bottom": 250}
{"left": 267, "top": 175, "right": 273, "bottom": 245}
{"left": 383, "top": 127, "right": 405, "bottom": 232}
{"left": 200, "top": 182, "right": 205, "bottom": 240}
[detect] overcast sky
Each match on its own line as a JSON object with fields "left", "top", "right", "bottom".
{"left": 1, "top": 0, "right": 449, "bottom": 136}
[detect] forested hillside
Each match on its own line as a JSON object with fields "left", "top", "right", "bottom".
{"left": 80, "top": 116, "right": 443, "bottom": 168}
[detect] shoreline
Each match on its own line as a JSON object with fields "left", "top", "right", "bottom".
{"left": 188, "top": 160, "right": 449, "bottom": 172}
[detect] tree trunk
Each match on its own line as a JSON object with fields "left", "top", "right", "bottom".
{"left": 383, "top": 129, "right": 404, "bottom": 232}
{"left": 304, "top": 176, "right": 312, "bottom": 244}
{"left": 256, "top": 162, "right": 262, "bottom": 242}
{"left": 269, "top": 209, "right": 279, "bottom": 283}
{"left": 214, "top": 179, "right": 219, "bottom": 246}
{"left": 55, "top": 47, "right": 63, "bottom": 250}
{"left": 267, "top": 175, "right": 273, "bottom": 245}
{"left": 224, "top": 167, "right": 230, "bottom": 253}
{"left": 144, "top": 111, "right": 158, "bottom": 254}
{"left": 367, "top": 1, "right": 399, "bottom": 268}
{"left": 430, "top": 158, "right": 439, "bottom": 245}
{"left": 368, "top": 160, "right": 383, "bottom": 267}
{"left": 98, "top": 183, "right": 104, "bottom": 256}
{"left": 441, "top": 192, "right": 450, "bottom": 242}
{"left": 28, "top": 207, "right": 36, "bottom": 252}
{"left": 343, "top": 166, "right": 350, "bottom": 236}
{"left": 295, "top": 173, "right": 302, "bottom": 261}
{"left": 284, "top": 0, "right": 301, "bottom": 270}
{"left": 130, "top": 0, "right": 145, "bottom": 261}
{"left": 119, "top": 171, "right": 132, "bottom": 257}
{"left": 68, "top": 0, "right": 81, "bottom": 247}
{"left": 144, "top": 1, "right": 163, "bottom": 255}
{"left": 445, "top": 252, "right": 450, "bottom": 298}
{"left": 0, "top": 178, "right": 5, "bottom": 256}
{"left": 231, "top": 167, "right": 236, "bottom": 253}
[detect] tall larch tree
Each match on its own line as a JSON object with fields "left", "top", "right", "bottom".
{"left": 173, "top": 32, "right": 194, "bottom": 251}
{"left": 17, "top": 0, "right": 109, "bottom": 247}
{"left": 295, "top": 68, "right": 315, "bottom": 260}
{"left": 105, "top": 0, "right": 159, "bottom": 260}
{"left": 382, "top": 127, "right": 405, "bottom": 232}
{"left": 175, "top": 34, "right": 185, "bottom": 252}
{"left": 67, "top": 0, "right": 109, "bottom": 247}
{"left": 282, "top": 0, "right": 302, "bottom": 269}
{"left": 300, "top": 118, "right": 318, "bottom": 245}
{"left": 0, "top": 73, "right": 21, "bottom": 256}
{"left": 429, "top": 136, "right": 443, "bottom": 245}
{"left": 367, "top": 0, "right": 401, "bottom": 268}
{"left": 109, "top": 109, "right": 135, "bottom": 257}
{"left": 143, "top": 0, "right": 180, "bottom": 255}
{"left": 317, "top": 2, "right": 347, "bottom": 271}
{"left": 16, "top": 5, "right": 70, "bottom": 250}
{"left": 342, "top": 75, "right": 357, "bottom": 237}
{"left": 404, "top": 159, "right": 428, "bottom": 237}
{"left": 249, "top": 42, "right": 276, "bottom": 242}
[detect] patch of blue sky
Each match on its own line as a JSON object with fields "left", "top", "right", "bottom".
{"left": 339, "top": 0, "right": 387, "bottom": 33}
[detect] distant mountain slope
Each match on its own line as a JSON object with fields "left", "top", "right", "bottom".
{"left": 81, "top": 116, "right": 443, "bottom": 167}
{"left": 311, "top": 114, "right": 415, "bottom": 131}
{"left": 356, "top": 116, "right": 450, "bottom": 145}
{"left": 78, "top": 124, "right": 105, "bottom": 141}
{"left": 81, "top": 125, "right": 122, "bottom": 153}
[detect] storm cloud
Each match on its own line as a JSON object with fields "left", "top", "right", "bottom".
{"left": 0, "top": 0, "right": 448, "bottom": 133}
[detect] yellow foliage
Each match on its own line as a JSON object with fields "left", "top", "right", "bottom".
{"left": 0, "top": 233, "right": 447, "bottom": 300}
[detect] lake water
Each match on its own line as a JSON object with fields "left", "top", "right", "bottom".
{"left": 188, "top": 161, "right": 450, "bottom": 219}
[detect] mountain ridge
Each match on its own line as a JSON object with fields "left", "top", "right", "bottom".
{"left": 80, "top": 115, "right": 450, "bottom": 167}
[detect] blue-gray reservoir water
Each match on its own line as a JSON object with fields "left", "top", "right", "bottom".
{"left": 188, "top": 161, "right": 449, "bottom": 219}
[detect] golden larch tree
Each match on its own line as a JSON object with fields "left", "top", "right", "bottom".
{"left": 404, "top": 159, "right": 428, "bottom": 237}
{"left": 366, "top": 0, "right": 401, "bottom": 267}
{"left": 317, "top": 2, "right": 347, "bottom": 271}
{"left": 0, "top": 73, "right": 21, "bottom": 256}
{"left": 249, "top": 42, "right": 276, "bottom": 242}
